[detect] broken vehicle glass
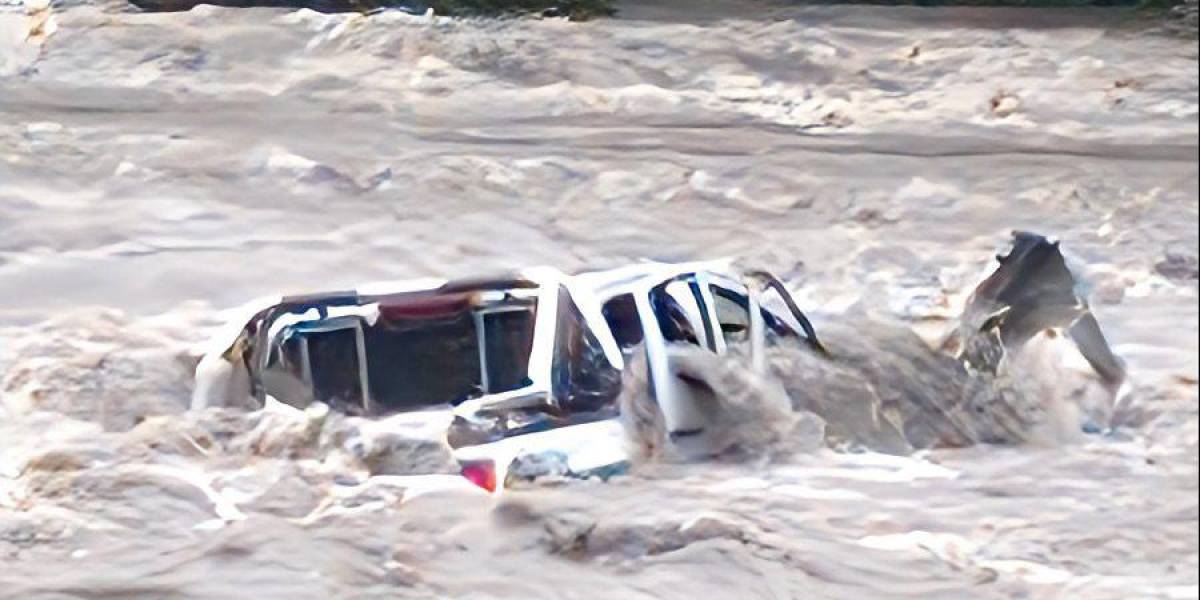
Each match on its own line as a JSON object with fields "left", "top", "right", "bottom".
{"left": 551, "top": 285, "right": 623, "bottom": 416}
{"left": 600, "top": 293, "right": 644, "bottom": 352}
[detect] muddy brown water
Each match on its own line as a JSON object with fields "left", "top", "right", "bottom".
{"left": 1, "top": 1, "right": 1197, "bottom": 598}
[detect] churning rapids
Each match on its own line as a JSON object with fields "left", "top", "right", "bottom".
{"left": 1, "top": 1, "right": 1197, "bottom": 598}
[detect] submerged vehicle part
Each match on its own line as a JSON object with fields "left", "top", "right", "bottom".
{"left": 573, "top": 262, "right": 826, "bottom": 455}
{"left": 455, "top": 419, "right": 631, "bottom": 490}
{"left": 955, "top": 231, "right": 1126, "bottom": 388}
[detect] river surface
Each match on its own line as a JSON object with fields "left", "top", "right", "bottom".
{"left": 1, "top": 1, "right": 1197, "bottom": 598}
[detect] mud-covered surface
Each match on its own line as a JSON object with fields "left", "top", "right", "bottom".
{"left": 1, "top": 1, "right": 1197, "bottom": 598}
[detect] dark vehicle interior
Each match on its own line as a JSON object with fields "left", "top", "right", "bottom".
{"left": 263, "top": 290, "right": 539, "bottom": 414}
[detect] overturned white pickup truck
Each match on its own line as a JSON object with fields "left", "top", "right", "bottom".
{"left": 194, "top": 261, "right": 825, "bottom": 456}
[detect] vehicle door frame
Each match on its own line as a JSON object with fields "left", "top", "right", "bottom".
{"left": 692, "top": 272, "right": 767, "bottom": 369}
{"left": 472, "top": 302, "right": 538, "bottom": 396}
{"left": 631, "top": 270, "right": 771, "bottom": 438}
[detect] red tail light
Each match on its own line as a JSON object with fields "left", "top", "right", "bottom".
{"left": 461, "top": 460, "right": 497, "bottom": 493}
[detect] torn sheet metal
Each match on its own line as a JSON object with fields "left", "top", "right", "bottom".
{"left": 955, "top": 231, "right": 1126, "bottom": 389}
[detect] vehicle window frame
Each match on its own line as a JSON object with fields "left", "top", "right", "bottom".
{"left": 707, "top": 283, "right": 753, "bottom": 350}
{"left": 649, "top": 279, "right": 708, "bottom": 349}
{"left": 474, "top": 303, "right": 538, "bottom": 395}
{"left": 600, "top": 292, "right": 645, "bottom": 351}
